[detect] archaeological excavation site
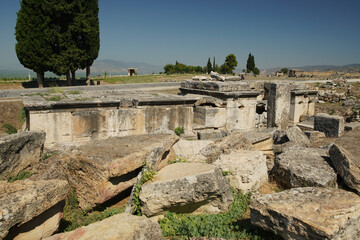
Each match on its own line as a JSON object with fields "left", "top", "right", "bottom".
{"left": 1, "top": 75, "right": 360, "bottom": 240}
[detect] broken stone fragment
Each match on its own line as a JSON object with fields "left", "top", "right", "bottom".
{"left": 200, "top": 132, "right": 253, "bottom": 163}
{"left": 44, "top": 213, "right": 164, "bottom": 240}
{"left": 272, "top": 148, "right": 337, "bottom": 188}
{"left": 250, "top": 187, "right": 360, "bottom": 240}
{"left": 314, "top": 113, "right": 344, "bottom": 137}
{"left": 0, "top": 131, "right": 45, "bottom": 180}
{"left": 212, "top": 150, "right": 268, "bottom": 192}
{"left": 329, "top": 143, "right": 360, "bottom": 193}
{"left": 0, "top": 179, "right": 69, "bottom": 240}
{"left": 139, "top": 163, "right": 233, "bottom": 217}
{"left": 31, "top": 134, "right": 179, "bottom": 209}
{"left": 172, "top": 139, "right": 212, "bottom": 163}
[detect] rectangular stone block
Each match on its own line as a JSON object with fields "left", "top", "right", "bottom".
{"left": 265, "top": 83, "right": 291, "bottom": 129}
{"left": 194, "top": 106, "right": 226, "bottom": 128}
{"left": 314, "top": 113, "right": 344, "bottom": 137}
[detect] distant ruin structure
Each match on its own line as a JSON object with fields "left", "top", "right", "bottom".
{"left": 128, "top": 68, "right": 138, "bottom": 76}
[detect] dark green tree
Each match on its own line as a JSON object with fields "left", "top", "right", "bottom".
{"left": 15, "top": 0, "right": 53, "bottom": 88}
{"left": 253, "top": 67, "right": 260, "bottom": 76}
{"left": 246, "top": 53, "right": 255, "bottom": 73}
{"left": 48, "top": 0, "right": 100, "bottom": 85}
{"left": 206, "top": 57, "right": 213, "bottom": 74}
{"left": 281, "top": 67, "right": 289, "bottom": 74}
{"left": 224, "top": 54, "right": 238, "bottom": 74}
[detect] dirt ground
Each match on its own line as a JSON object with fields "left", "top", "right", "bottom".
{"left": 0, "top": 100, "right": 24, "bottom": 134}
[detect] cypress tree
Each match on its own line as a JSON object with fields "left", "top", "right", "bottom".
{"left": 246, "top": 53, "right": 255, "bottom": 73}
{"left": 82, "top": 0, "right": 100, "bottom": 81}
{"left": 48, "top": 0, "right": 99, "bottom": 85}
{"left": 206, "top": 57, "right": 212, "bottom": 74}
{"left": 15, "top": 0, "right": 53, "bottom": 88}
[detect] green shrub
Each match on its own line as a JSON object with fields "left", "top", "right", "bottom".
{"left": 159, "top": 190, "right": 256, "bottom": 239}
{"left": 8, "top": 171, "right": 32, "bottom": 182}
{"left": 168, "top": 157, "right": 187, "bottom": 164}
{"left": 60, "top": 190, "right": 125, "bottom": 232}
{"left": 47, "top": 96, "right": 62, "bottom": 101}
{"left": 131, "top": 167, "right": 157, "bottom": 216}
{"left": 42, "top": 151, "right": 59, "bottom": 160}
{"left": 2, "top": 124, "right": 17, "bottom": 135}
{"left": 67, "top": 90, "right": 81, "bottom": 94}
{"left": 175, "top": 127, "right": 185, "bottom": 136}
{"left": 18, "top": 107, "right": 27, "bottom": 124}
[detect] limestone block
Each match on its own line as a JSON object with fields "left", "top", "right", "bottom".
{"left": 266, "top": 82, "right": 291, "bottom": 129}
{"left": 44, "top": 213, "right": 164, "bottom": 240}
{"left": 197, "top": 129, "right": 228, "bottom": 140}
{"left": 143, "top": 106, "right": 193, "bottom": 135}
{"left": 329, "top": 144, "right": 360, "bottom": 192}
{"left": 29, "top": 110, "right": 72, "bottom": 145}
{"left": 250, "top": 187, "right": 360, "bottom": 240}
{"left": 304, "top": 130, "right": 326, "bottom": 143}
{"left": 0, "top": 131, "right": 45, "bottom": 180}
{"left": 285, "top": 126, "right": 310, "bottom": 147}
{"left": 272, "top": 149, "right": 337, "bottom": 188}
{"left": 194, "top": 106, "right": 226, "bottom": 128}
{"left": 200, "top": 132, "right": 254, "bottom": 163}
{"left": 212, "top": 150, "right": 268, "bottom": 192}
{"left": 226, "top": 98, "right": 257, "bottom": 130}
{"left": 139, "top": 163, "right": 233, "bottom": 217}
{"left": 31, "top": 134, "right": 179, "bottom": 209}
{"left": 0, "top": 179, "right": 69, "bottom": 240}
{"left": 314, "top": 113, "right": 344, "bottom": 137}
{"left": 173, "top": 139, "right": 212, "bottom": 162}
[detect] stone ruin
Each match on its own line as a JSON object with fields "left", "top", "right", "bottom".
{"left": 4, "top": 73, "right": 360, "bottom": 239}
{"left": 22, "top": 74, "right": 317, "bottom": 147}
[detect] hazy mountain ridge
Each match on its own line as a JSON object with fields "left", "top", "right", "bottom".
{"left": 1, "top": 62, "right": 359, "bottom": 78}
{"left": 262, "top": 64, "right": 360, "bottom": 75}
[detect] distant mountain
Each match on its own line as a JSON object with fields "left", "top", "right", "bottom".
{"left": 0, "top": 59, "right": 164, "bottom": 78}
{"left": 87, "top": 59, "right": 163, "bottom": 75}
{"left": 262, "top": 64, "right": 360, "bottom": 75}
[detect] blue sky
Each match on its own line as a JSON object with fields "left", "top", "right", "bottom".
{"left": 1, "top": 0, "right": 360, "bottom": 70}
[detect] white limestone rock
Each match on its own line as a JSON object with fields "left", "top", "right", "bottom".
{"left": 139, "top": 163, "right": 233, "bottom": 217}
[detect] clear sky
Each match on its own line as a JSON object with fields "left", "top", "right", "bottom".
{"left": 1, "top": 0, "right": 360, "bottom": 70}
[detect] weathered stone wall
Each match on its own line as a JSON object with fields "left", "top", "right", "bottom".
{"left": 29, "top": 106, "right": 193, "bottom": 146}
{"left": 290, "top": 91, "right": 317, "bottom": 123}
{"left": 226, "top": 98, "right": 257, "bottom": 130}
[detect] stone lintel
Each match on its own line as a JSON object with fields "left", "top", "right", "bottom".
{"left": 179, "top": 88, "right": 261, "bottom": 100}
{"left": 23, "top": 97, "right": 199, "bottom": 111}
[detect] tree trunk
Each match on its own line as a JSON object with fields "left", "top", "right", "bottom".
{"left": 71, "top": 70, "right": 76, "bottom": 82}
{"left": 36, "top": 72, "right": 44, "bottom": 88}
{"left": 86, "top": 66, "right": 91, "bottom": 85}
{"left": 66, "top": 71, "right": 71, "bottom": 86}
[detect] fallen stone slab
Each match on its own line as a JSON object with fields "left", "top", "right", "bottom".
{"left": 0, "top": 179, "right": 69, "bottom": 240}
{"left": 304, "top": 130, "right": 326, "bottom": 143}
{"left": 272, "top": 149, "right": 337, "bottom": 188}
{"left": 140, "top": 163, "right": 233, "bottom": 217}
{"left": 44, "top": 213, "right": 164, "bottom": 240}
{"left": 314, "top": 113, "right": 344, "bottom": 137}
{"left": 0, "top": 131, "right": 45, "bottom": 180}
{"left": 197, "top": 129, "right": 228, "bottom": 140}
{"left": 212, "top": 150, "right": 268, "bottom": 192}
{"left": 200, "top": 132, "right": 253, "bottom": 163}
{"left": 329, "top": 143, "right": 360, "bottom": 192}
{"left": 173, "top": 139, "right": 212, "bottom": 163}
{"left": 284, "top": 126, "right": 310, "bottom": 147}
{"left": 31, "top": 134, "right": 178, "bottom": 209}
{"left": 250, "top": 187, "right": 360, "bottom": 240}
